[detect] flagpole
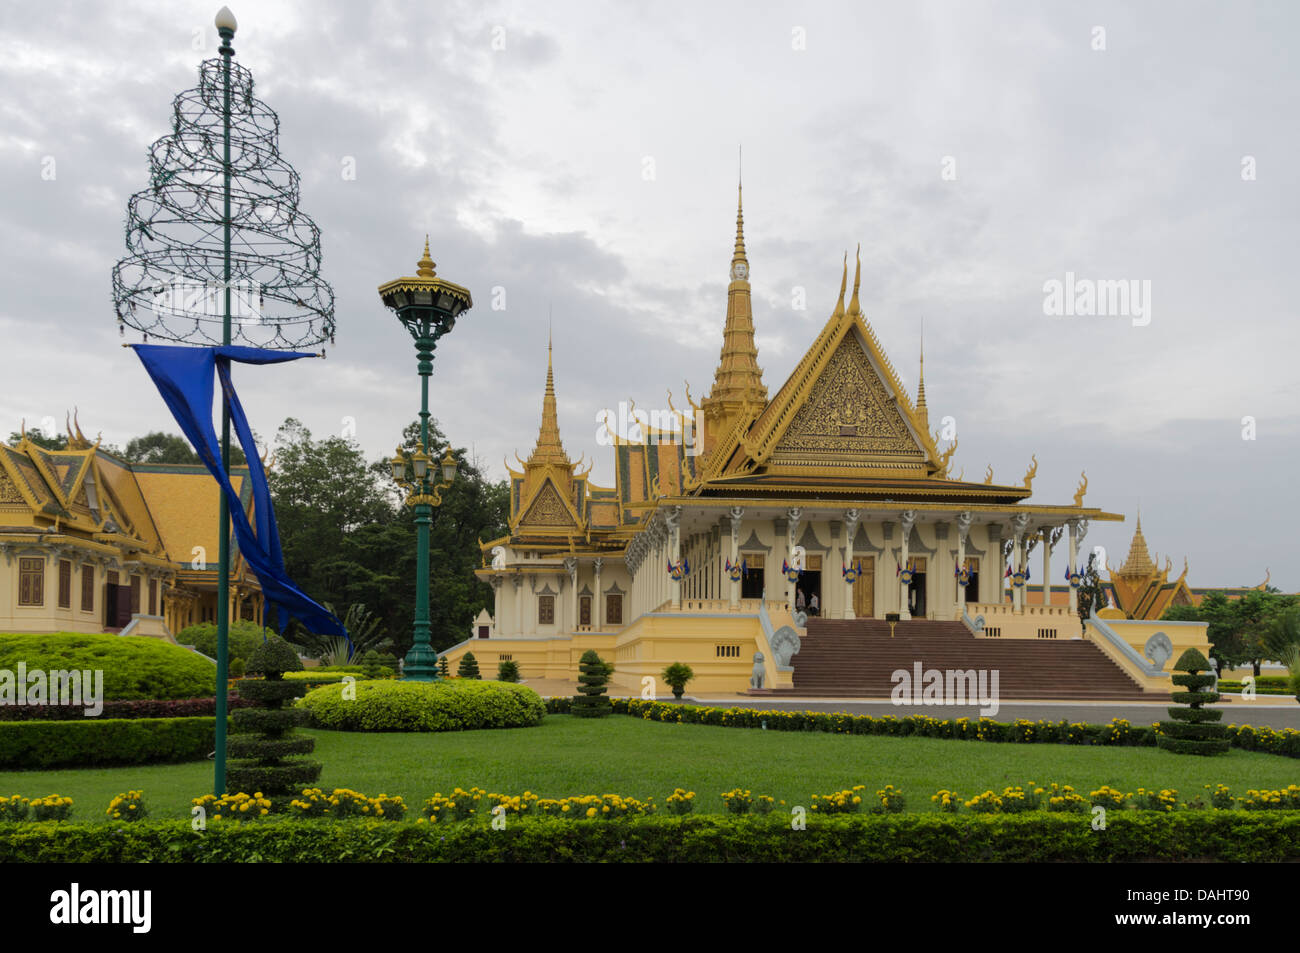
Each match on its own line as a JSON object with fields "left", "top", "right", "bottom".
{"left": 214, "top": 10, "right": 236, "bottom": 797}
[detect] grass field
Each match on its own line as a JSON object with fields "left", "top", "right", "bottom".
{"left": 2, "top": 714, "right": 1296, "bottom": 821}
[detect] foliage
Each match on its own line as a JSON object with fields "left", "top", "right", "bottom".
{"left": 549, "top": 697, "right": 1300, "bottom": 759}
{"left": 0, "top": 718, "right": 219, "bottom": 768}
{"left": 229, "top": 638, "right": 319, "bottom": 796}
{"left": 661, "top": 662, "right": 694, "bottom": 699}
{"left": 267, "top": 418, "right": 507, "bottom": 655}
{"left": 288, "top": 788, "right": 406, "bottom": 820}
{"left": 0, "top": 795, "right": 29, "bottom": 821}
{"left": 229, "top": 658, "right": 246, "bottom": 679}
{"left": 192, "top": 792, "right": 273, "bottom": 821}
{"left": 106, "top": 790, "right": 148, "bottom": 822}
{"left": 0, "top": 633, "right": 215, "bottom": 701}
{"left": 438, "top": 655, "right": 450, "bottom": 678}
{"left": 1075, "top": 552, "right": 1107, "bottom": 629}
{"left": 572, "top": 650, "right": 611, "bottom": 718}
{"left": 1162, "top": 589, "right": 1299, "bottom": 673}
{"left": 298, "top": 679, "right": 545, "bottom": 732}
{"left": 497, "top": 660, "right": 520, "bottom": 683}
{"left": 6, "top": 813, "right": 1300, "bottom": 862}
{"left": 287, "top": 603, "right": 392, "bottom": 663}
{"left": 457, "top": 652, "right": 481, "bottom": 679}
{"left": 1158, "top": 647, "right": 1230, "bottom": 756}
{"left": 30, "top": 795, "right": 73, "bottom": 821}
{"left": 123, "top": 432, "right": 204, "bottom": 465}
{"left": 1282, "top": 644, "right": 1300, "bottom": 701}
{"left": 176, "top": 620, "right": 271, "bottom": 665}
{"left": 0, "top": 695, "right": 252, "bottom": 721}
{"left": 665, "top": 789, "right": 694, "bottom": 815}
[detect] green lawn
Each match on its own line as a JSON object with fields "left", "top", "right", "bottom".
{"left": 2, "top": 714, "right": 1296, "bottom": 821}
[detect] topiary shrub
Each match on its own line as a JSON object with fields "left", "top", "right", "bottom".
{"left": 572, "top": 650, "right": 611, "bottom": 718}
{"left": 0, "top": 633, "right": 215, "bottom": 700}
{"left": 298, "top": 679, "right": 545, "bottom": 731}
{"left": 1158, "top": 647, "right": 1230, "bottom": 756}
{"left": 458, "top": 652, "right": 481, "bottom": 679}
{"left": 228, "top": 636, "right": 320, "bottom": 795}
{"left": 229, "top": 658, "right": 245, "bottom": 679}
{"left": 497, "top": 660, "right": 520, "bottom": 683}
{"left": 438, "top": 655, "right": 450, "bottom": 678}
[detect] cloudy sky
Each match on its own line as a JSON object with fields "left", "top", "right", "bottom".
{"left": 1, "top": 0, "right": 1296, "bottom": 588}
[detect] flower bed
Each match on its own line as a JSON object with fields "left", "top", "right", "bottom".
{"left": 541, "top": 697, "right": 1300, "bottom": 759}
{"left": 3, "top": 813, "right": 1300, "bottom": 862}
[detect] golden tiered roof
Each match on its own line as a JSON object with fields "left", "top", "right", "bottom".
{"left": 1118, "top": 514, "right": 1158, "bottom": 578}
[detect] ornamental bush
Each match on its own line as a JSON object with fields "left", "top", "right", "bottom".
{"left": 0, "top": 795, "right": 29, "bottom": 821}
{"left": 572, "top": 650, "right": 612, "bottom": 718}
{"left": 106, "top": 790, "right": 148, "bottom": 822}
{"left": 1159, "top": 647, "right": 1230, "bottom": 756}
{"left": 0, "top": 695, "right": 252, "bottom": 721}
{"left": 661, "top": 662, "right": 694, "bottom": 700}
{"left": 0, "top": 633, "right": 215, "bottom": 700}
{"left": 497, "top": 660, "right": 520, "bottom": 683}
{"left": 0, "top": 717, "right": 218, "bottom": 768}
{"left": 438, "top": 655, "right": 450, "bottom": 678}
{"left": 176, "top": 620, "right": 270, "bottom": 666}
{"left": 299, "top": 679, "right": 545, "bottom": 732}
{"left": 458, "top": 652, "right": 481, "bottom": 679}
{"left": 228, "top": 636, "right": 320, "bottom": 796}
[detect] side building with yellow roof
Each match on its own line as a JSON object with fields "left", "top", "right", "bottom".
{"left": 0, "top": 422, "right": 264, "bottom": 640}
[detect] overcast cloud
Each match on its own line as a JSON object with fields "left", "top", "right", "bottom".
{"left": 1, "top": 0, "right": 1295, "bottom": 588}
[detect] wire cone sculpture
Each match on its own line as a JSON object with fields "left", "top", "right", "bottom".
{"left": 111, "top": 52, "right": 334, "bottom": 349}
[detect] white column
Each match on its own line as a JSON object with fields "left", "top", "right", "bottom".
{"left": 1011, "top": 514, "right": 1029, "bottom": 614}
{"left": 565, "top": 557, "right": 578, "bottom": 630}
{"left": 512, "top": 575, "right": 523, "bottom": 636}
{"left": 728, "top": 507, "right": 743, "bottom": 609}
{"left": 592, "top": 558, "right": 603, "bottom": 629}
{"left": 785, "top": 508, "right": 801, "bottom": 606}
{"left": 667, "top": 507, "right": 682, "bottom": 610}
{"left": 1041, "top": 528, "right": 1052, "bottom": 607}
{"left": 955, "top": 512, "right": 971, "bottom": 618}
{"left": 843, "top": 508, "right": 859, "bottom": 620}
{"left": 899, "top": 510, "right": 915, "bottom": 620}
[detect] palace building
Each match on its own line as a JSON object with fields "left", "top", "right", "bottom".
{"left": 0, "top": 418, "right": 263, "bottom": 639}
{"left": 457, "top": 188, "right": 1213, "bottom": 697}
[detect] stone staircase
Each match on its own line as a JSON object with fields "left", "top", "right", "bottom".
{"left": 769, "top": 618, "right": 1155, "bottom": 700}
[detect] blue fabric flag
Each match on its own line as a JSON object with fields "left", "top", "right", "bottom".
{"left": 131, "top": 344, "right": 348, "bottom": 642}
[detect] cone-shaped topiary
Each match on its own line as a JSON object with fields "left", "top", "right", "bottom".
{"left": 228, "top": 635, "right": 321, "bottom": 795}
{"left": 438, "top": 655, "right": 450, "bottom": 678}
{"left": 572, "top": 649, "right": 612, "bottom": 717}
{"left": 458, "top": 652, "right": 481, "bottom": 679}
{"left": 1158, "top": 647, "right": 1230, "bottom": 756}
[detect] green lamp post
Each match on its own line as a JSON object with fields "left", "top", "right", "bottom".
{"left": 379, "top": 240, "right": 472, "bottom": 680}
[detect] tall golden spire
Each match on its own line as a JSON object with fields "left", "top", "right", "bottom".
{"left": 1119, "top": 513, "right": 1156, "bottom": 577}
{"left": 703, "top": 179, "right": 766, "bottom": 432}
{"left": 528, "top": 333, "right": 569, "bottom": 466}
{"left": 916, "top": 324, "right": 929, "bottom": 430}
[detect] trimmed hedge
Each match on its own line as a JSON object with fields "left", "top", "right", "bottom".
{"left": 299, "top": 679, "right": 545, "bottom": 732}
{"left": 540, "top": 698, "right": 1300, "bottom": 759}
{"left": 0, "top": 717, "right": 220, "bottom": 769}
{"left": 1, "top": 812, "right": 1299, "bottom": 862}
{"left": 0, "top": 695, "right": 253, "bottom": 721}
{"left": 0, "top": 633, "right": 215, "bottom": 701}
{"left": 175, "top": 620, "right": 273, "bottom": 664}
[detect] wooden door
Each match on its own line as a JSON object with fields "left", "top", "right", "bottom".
{"left": 853, "top": 556, "right": 875, "bottom": 618}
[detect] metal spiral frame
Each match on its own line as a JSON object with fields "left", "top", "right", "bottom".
{"left": 111, "top": 56, "right": 334, "bottom": 349}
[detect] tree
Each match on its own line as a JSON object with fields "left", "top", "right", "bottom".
{"left": 122, "top": 431, "right": 200, "bottom": 464}
{"left": 497, "top": 659, "right": 520, "bottom": 682}
{"left": 572, "top": 649, "right": 612, "bottom": 717}
{"left": 1157, "top": 647, "right": 1229, "bottom": 756}
{"left": 1075, "top": 552, "right": 1107, "bottom": 630}
{"left": 9, "top": 428, "right": 66, "bottom": 450}
{"left": 228, "top": 636, "right": 322, "bottom": 795}
{"left": 661, "top": 662, "right": 695, "bottom": 700}
{"left": 458, "top": 652, "right": 481, "bottom": 679}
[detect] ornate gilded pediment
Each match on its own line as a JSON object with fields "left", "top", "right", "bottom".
{"left": 769, "top": 333, "right": 927, "bottom": 466}
{"left": 520, "top": 480, "right": 578, "bottom": 528}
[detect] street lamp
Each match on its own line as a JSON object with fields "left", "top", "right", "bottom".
{"left": 378, "top": 239, "right": 472, "bottom": 681}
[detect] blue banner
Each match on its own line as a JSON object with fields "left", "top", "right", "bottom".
{"left": 132, "top": 344, "right": 348, "bottom": 642}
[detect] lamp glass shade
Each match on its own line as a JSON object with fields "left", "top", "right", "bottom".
{"left": 390, "top": 458, "right": 405, "bottom": 481}
{"left": 412, "top": 454, "right": 429, "bottom": 480}
{"left": 442, "top": 450, "right": 458, "bottom": 483}
{"left": 215, "top": 6, "right": 238, "bottom": 32}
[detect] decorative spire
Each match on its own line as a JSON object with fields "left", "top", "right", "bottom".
{"left": 1119, "top": 513, "right": 1157, "bottom": 577}
{"left": 832, "top": 252, "right": 847, "bottom": 318}
{"left": 528, "top": 333, "right": 569, "bottom": 466}
{"left": 915, "top": 327, "right": 928, "bottom": 426}
{"left": 847, "top": 244, "right": 861, "bottom": 315}
{"left": 416, "top": 236, "right": 436, "bottom": 278}
{"left": 704, "top": 179, "right": 766, "bottom": 413}
{"left": 732, "top": 182, "right": 747, "bottom": 269}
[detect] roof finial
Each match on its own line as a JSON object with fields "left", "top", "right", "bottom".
{"left": 732, "top": 171, "right": 747, "bottom": 267}
{"left": 832, "top": 252, "right": 848, "bottom": 317}
{"left": 916, "top": 322, "right": 928, "bottom": 414}
{"left": 416, "top": 236, "right": 436, "bottom": 278}
{"left": 848, "top": 243, "right": 862, "bottom": 315}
